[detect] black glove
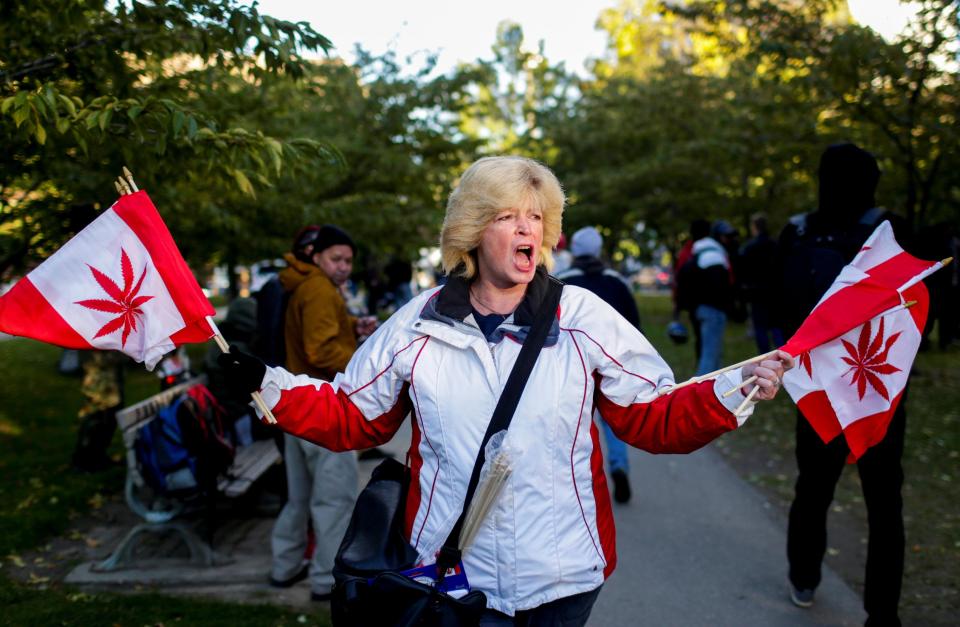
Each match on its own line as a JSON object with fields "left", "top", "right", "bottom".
{"left": 216, "top": 346, "right": 267, "bottom": 398}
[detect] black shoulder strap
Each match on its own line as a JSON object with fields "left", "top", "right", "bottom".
{"left": 435, "top": 277, "right": 563, "bottom": 573}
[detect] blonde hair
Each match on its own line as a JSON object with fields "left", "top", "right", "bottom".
{"left": 440, "top": 156, "right": 565, "bottom": 279}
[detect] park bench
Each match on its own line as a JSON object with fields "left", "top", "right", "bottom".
{"left": 95, "top": 375, "right": 281, "bottom": 572}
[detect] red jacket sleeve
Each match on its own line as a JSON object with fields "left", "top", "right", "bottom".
{"left": 271, "top": 381, "right": 411, "bottom": 452}
{"left": 595, "top": 376, "right": 738, "bottom": 453}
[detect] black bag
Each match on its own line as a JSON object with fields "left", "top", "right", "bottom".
{"left": 331, "top": 278, "right": 563, "bottom": 627}
{"left": 331, "top": 457, "right": 488, "bottom": 626}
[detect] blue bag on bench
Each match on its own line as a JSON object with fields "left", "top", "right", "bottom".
{"left": 135, "top": 385, "right": 234, "bottom": 496}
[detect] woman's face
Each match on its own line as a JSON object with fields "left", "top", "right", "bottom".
{"left": 476, "top": 203, "right": 543, "bottom": 289}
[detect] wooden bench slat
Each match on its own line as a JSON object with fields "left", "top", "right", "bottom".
{"left": 218, "top": 439, "right": 281, "bottom": 498}
{"left": 116, "top": 376, "right": 207, "bottom": 438}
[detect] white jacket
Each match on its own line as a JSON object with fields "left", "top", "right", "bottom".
{"left": 258, "top": 270, "right": 754, "bottom": 615}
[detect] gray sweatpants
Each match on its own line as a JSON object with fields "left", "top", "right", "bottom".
{"left": 271, "top": 433, "right": 358, "bottom": 594}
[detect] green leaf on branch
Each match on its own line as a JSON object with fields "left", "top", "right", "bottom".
{"left": 229, "top": 168, "right": 255, "bottom": 196}
{"left": 98, "top": 109, "right": 112, "bottom": 132}
{"left": 58, "top": 94, "right": 77, "bottom": 118}
{"left": 172, "top": 110, "right": 186, "bottom": 136}
{"left": 12, "top": 105, "right": 30, "bottom": 128}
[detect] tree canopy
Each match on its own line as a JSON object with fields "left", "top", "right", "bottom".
{"left": 1, "top": 0, "right": 339, "bottom": 277}
{"left": 543, "top": 0, "right": 958, "bottom": 259}
{"left": 2, "top": 0, "right": 957, "bottom": 278}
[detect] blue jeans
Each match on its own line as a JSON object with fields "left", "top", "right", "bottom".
{"left": 600, "top": 414, "right": 628, "bottom": 473}
{"left": 479, "top": 586, "right": 602, "bottom": 626}
{"left": 695, "top": 305, "right": 726, "bottom": 376}
{"left": 749, "top": 300, "right": 784, "bottom": 353}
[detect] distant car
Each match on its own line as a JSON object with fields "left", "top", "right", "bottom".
{"left": 633, "top": 266, "right": 672, "bottom": 291}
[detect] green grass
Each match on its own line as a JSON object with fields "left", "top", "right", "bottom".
{"left": 0, "top": 342, "right": 127, "bottom": 555}
{"left": 0, "top": 584, "right": 327, "bottom": 626}
{"left": 638, "top": 292, "right": 960, "bottom": 623}
{"left": 0, "top": 339, "right": 329, "bottom": 626}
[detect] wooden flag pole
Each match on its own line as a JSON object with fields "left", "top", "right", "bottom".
{"left": 207, "top": 316, "right": 277, "bottom": 425}
{"left": 734, "top": 384, "right": 761, "bottom": 416}
{"left": 657, "top": 349, "right": 777, "bottom": 396}
{"left": 721, "top": 297, "right": 926, "bottom": 398}
{"left": 723, "top": 375, "right": 758, "bottom": 398}
{"left": 122, "top": 166, "right": 139, "bottom": 192}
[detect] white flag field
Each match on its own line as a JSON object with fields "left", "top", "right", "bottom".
{"left": 0, "top": 191, "right": 215, "bottom": 369}
{"left": 779, "top": 221, "right": 947, "bottom": 461}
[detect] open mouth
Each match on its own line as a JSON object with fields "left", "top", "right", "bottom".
{"left": 514, "top": 245, "right": 535, "bottom": 269}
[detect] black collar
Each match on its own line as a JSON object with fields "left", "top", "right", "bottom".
{"left": 435, "top": 266, "right": 557, "bottom": 326}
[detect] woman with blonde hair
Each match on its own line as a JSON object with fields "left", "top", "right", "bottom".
{"left": 220, "top": 156, "right": 792, "bottom": 625}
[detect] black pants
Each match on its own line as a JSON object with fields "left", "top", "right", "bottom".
{"left": 479, "top": 586, "right": 602, "bottom": 627}
{"left": 787, "top": 403, "right": 906, "bottom": 626}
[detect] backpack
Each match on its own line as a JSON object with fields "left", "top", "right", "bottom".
{"left": 135, "top": 384, "right": 235, "bottom": 496}
{"left": 779, "top": 207, "right": 887, "bottom": 333}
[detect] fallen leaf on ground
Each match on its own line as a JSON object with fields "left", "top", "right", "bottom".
{"left": 27, "top": 572, "right": 50, "bottom": 584}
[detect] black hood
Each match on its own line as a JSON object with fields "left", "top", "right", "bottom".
{"left": 433, "top": 266, "right": 558, "bottom": 326}
{"left": 817, "top": 143, "right": 880, "bottom": 224}
{"left": 570, "top": 255, "right": 605, "bottom": 275}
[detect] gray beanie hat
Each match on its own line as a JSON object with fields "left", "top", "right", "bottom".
{"left": 570, "top": 226, "right": 603, "bottom": 258}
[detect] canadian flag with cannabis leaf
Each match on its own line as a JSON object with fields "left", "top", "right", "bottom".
{"left": 0, "top": 191, "right": 214, "bottom": 369}
{"left": 780, "top": 221, "right": 945, "bottom": 461}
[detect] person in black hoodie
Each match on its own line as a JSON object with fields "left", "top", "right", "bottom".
{"left": 779, "top": 143, "right": 908, "bottom": 626}
{"left": 556, "top": 226, "right": 640, "bottom": 503}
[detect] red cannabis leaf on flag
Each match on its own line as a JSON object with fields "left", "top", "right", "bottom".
{"left": 839, "top": 318, "right": 901, "bottom": 401}
{"left": 779, "top": 221, "right": 945, "bottom": 461}
{"left": 75, "top": 248, "right": 155, "bottom": 346}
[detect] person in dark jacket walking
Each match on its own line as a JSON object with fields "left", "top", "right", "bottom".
{"left": 739, "top": 213, "right": 784, "bottom": 353}
{"left": 556, "top": 226, "right": 640, "bottom": 503}
{"left": 780, "top": 143, "right": 909, "bottom": 626}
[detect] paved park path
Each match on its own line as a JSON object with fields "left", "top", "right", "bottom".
{"left": 590, "top": 443, "right": 865, "bottom": 626}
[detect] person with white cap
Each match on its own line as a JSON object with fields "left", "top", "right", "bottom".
{"left": 556, "top": 226, "right": 641, "bottom": 503}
